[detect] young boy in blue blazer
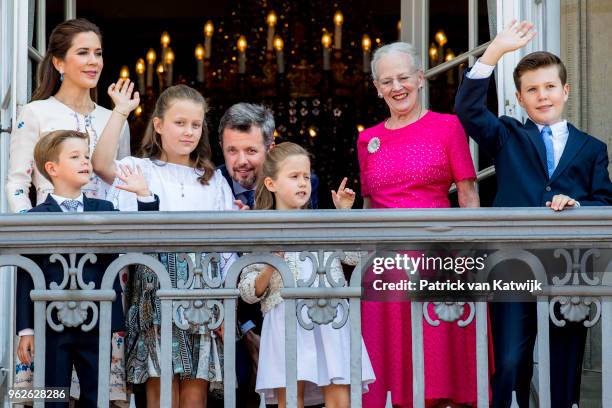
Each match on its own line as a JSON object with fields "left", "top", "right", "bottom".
{"left": 455, "top": 20, "right": 612, "bottom": 408}
{"left": 16, "top": 130, "right": 158, "bottom": 407}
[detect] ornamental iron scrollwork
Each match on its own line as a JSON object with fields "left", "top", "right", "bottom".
{"left": 46, "top": 253, "right": 99, "bottom": 332}
{"left": 551, "top": 249, "right": 602, "bottom": 328}
{"left": 176, "top": 252, "right": 223, "bottom": 289}
{"left": 423, "top": 301, "right": 475, "bottom": 328}
{"left": 552, "top": 248, "right": 600, "bottom": 286}
{"left": 296, "top": 251, "right": 350, "bottom": 330}
{"left": 297, "top": 250, "right": 347, "bottom": 288}
{"left": 173, "top": 253, "right": 224, "bottom": 331}
{"left": 47, "top": 300, "right": 98, "bottom": 332}
{"left": 549, "top": 296, "right": 601, "bottom": 328}
{"left": 174, "top": 299, "right": 224, "bottom": 332}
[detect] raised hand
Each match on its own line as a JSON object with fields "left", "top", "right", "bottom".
{"left": 331, "top": 177, "right": 356, "bottom": 209}
{"left": 115, "top": 164, "right": 151, "bottom": 197}
{"left": 107, "top": 78, "right": 140, "bottom": 115}
{"left": 481, "top": 20, "right": 537, "bottom": 65}
{"left": 495, "top": 20, "right": 536, "bottom": 52}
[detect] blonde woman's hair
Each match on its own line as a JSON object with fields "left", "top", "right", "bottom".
{"left": 254, "top": 142, "right": 311, "bottom": 210}
{"left": 140, "top": 84, "right": 214, "bottom": 184}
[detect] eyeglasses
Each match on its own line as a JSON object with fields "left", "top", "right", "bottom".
{"left": 377, "top": 72, "right": 420, "bottom": 90}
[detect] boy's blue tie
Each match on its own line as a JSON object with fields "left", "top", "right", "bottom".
{"left": 62, "top": 199, "right": 81, "bottom": 212}
{"left": 541, "top": 125, "right": 555, "bottom": 177}
{"left": 243, "top": 190, "right": 255, "bottom": 208}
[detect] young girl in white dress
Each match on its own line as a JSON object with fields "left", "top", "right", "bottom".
{"left": 92, "top": 81, "right": 236, "bottom": 407}
{"left": 238, "top": 142, "right": 375, "bottom": 407}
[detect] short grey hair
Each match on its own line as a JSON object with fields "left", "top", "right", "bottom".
{"left": 218, "top": 103, "right": 275, "bottom": 148}
{"left": 371, "top": 42, "right": 422, "bottom": 81}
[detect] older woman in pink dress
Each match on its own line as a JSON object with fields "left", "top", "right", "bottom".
{"left": 357, "top": 42, "right": 484, "bottom": 407}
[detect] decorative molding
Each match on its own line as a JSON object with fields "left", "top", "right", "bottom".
{"left": 296, "top": 251, "right": 349, "bottom": 330}
{"left": 550, "top": 295, "right": 601, "bottom": 328}
{"left": 423, "top": 301, "right": 475, "bottom": 327}
{"left": 46, "top": 253, "right": 99, "bottom": 332}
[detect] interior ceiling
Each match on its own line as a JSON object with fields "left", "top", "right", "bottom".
{"left": 76, "top": 0, "right": 228, "bottom": 18}
{"left": 75, "top": 0, "right": 401, "bottom": 18}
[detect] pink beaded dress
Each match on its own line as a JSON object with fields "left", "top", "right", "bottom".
{"left": 357, "top": 111, "right": 489, "bottom": 407}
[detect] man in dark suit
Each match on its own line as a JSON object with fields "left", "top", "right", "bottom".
{"left": 217, "top": 103, "right": 321, "bottom": 332}
{"left": 16, "top": 130, "right": 158, "bottom": 407}
{"left": 216, "top": 103, "right": 320, "bottom": 406}
{"left": 218, "top": 102, "right": 319, "bottom": 211}
{"left": 455, "top": 21, "right": 612, "bottom": 408}
{"left": 216, "top": 103, "right": 272, "bottom": 407}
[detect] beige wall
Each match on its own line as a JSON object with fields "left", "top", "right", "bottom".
{"left": 560, "top": 0, "right": 611, "bottom": 381}
{"left": 562, "top": 0, "right": 612, "bottom": 173}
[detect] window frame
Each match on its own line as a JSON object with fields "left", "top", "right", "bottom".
{"left": 400, "top": 0, "right": 560, "bottom": 189}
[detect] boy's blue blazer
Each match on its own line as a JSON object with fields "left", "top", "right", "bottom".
{"left": 455, "top": 74, "right": 612, "bottom": 207}
{"left": 16, "top": 194, "right": 159, "bottom": 334}
{"left": 455, "top": 72, "right": 611, "bottom": 407}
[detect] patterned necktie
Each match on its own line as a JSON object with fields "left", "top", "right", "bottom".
{"left": 541, "top": 125, "right": 555, "bottom": 177}
{"left": 243, "top": 190, "right": 255, "bottom": 208}
{"left": 62, "top": 199, "right": 81, "bottom": 212}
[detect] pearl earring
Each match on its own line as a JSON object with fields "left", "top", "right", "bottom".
{"left": 60, "top": 72, "right": 64, "bottom": 82}
{"left": 377, "top": 93, "right": 383, "bottom": 98}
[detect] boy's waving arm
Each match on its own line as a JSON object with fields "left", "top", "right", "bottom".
{"left": 455, "top": 20, "right": 536, "bottom": 157}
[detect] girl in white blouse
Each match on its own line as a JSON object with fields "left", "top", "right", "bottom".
{"left": 6, "top": 18, "right": 129, "bottom": 213}
{"left": 93, "top": 80, "right": 236, "bottom": 407}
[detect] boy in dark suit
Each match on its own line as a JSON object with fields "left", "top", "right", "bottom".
{"left": 16, "top": 130, "right": 158, "bottom": 407}
{"left": 455, "top": 20, "right": 612, "bottom": 408}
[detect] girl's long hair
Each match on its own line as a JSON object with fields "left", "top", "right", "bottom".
{"left": 32, "top": 18, "right": 102, "bottom": 101}
{"left": 140, "top": 84, "right": 215, "bottom": 184}
{"left": 254, "top": 142, "right": 311, "bottom": 210}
